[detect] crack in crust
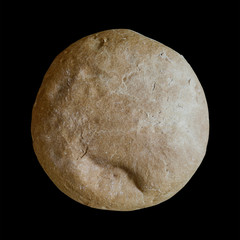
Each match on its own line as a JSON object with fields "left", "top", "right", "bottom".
{"left": 85, "top": 153, "right": 145, "bottom": 193}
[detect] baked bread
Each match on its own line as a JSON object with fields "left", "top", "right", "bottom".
{"left": 31, "top": 29, "right": 209, "bottom": 211}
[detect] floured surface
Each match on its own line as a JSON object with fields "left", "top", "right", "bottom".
{"left": 31, "top": 29, "right": 209, "bottom": 211}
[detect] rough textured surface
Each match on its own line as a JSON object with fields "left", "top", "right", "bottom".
{"left": 31, "top": 29, "right": 209, "bottom": 211}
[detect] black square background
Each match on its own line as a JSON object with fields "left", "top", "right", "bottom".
{"left": 1, "top": 2, "right": 239, "bottom": 238}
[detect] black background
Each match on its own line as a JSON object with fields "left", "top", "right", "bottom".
{"left": 1, "top": 1, "right": 239, "bottom": 238}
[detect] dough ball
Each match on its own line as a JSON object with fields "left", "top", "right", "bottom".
{"left": 31, "top": 29, "right": 209, "bottom": 211}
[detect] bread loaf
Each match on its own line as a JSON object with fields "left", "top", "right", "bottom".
{"left": 31, "top": 29, "right": 209, "bottom": 211}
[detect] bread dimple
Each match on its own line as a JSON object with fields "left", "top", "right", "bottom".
{"left": 31, "top": 29, "right": 209, "bottom": 211}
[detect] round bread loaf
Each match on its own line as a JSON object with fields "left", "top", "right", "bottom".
{"left": 31, "top": 29, "right": 209, "bottom": 211}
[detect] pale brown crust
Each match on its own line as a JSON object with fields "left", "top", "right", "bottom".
{"left": 31, "top": 29, "right": 209, "bottom": 211}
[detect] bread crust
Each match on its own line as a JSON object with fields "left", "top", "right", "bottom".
{"left": 31, "top": 29, "right": 209, "bottom": 211}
